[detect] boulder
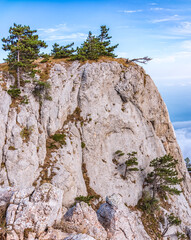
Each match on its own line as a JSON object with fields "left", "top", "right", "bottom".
{"left": 61, "top": 202, "right": 107, "bottom": 240}
{"left": 6, "top": 183, "right": 63, "bottom": 239}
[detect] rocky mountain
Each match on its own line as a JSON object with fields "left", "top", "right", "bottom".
{"left": 0, "top": 59, "right": 191, "bottom": 240}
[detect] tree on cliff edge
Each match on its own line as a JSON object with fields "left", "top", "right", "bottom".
{"left": 51, "top": 42, "right": 76, "bottom": 58}
{"left": 2, "top": 23, "right": 47, "bottom": 88}
{"left": 71, "top": 25, "right": 118, "bottom": 61}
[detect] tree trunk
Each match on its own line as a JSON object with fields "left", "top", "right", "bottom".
{"left": 161, "top": 225, "right": 169, "bottom": 237}
{"left": 152, "top": 177, "right": 157, "bottom": 200}
{"left": 17, "top": 38, "right": 20, "bottom": 88}
{"left": 17, "top": 50, "right": 20, "bottom": 88}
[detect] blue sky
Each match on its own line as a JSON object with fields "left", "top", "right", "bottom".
{"left": 1, "top": 0, "right": 191, "bottom": 158}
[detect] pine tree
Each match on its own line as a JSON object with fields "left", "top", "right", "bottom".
{"left": 71, "top": 31, "right": 102, "bottom": 61}
{"left": 185, "top": 157, "right": 191, "bottom": 172}
{"left": 98, "top": 25, "right": 119, "bottom": 57}
{"left": 40, "top": 53, "right": 50, "bottom": 63}
{"left": 114, "top": 150, "right": 139, "bottom": 179}
{"left": 124, "top": 151, "right": 139, "bottom": 178}
{"left": 146, "top": 154, "right": 182, "bottom": 200}
{"left": 2, "top": 23, "right": 47, "bottom": 88}
{"left": 71, "top": 26, "right": 119, "bottom": 61}
{"left": 161, "top": 213, "right": 181, "bottom": 237}
{"left": 51, "top": 42, "right": 75, "bottom": 58}
{"left": 98, "top": 25, "right": 111, "bottom": 42}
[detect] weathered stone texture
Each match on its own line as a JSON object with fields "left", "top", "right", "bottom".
{"left": 0, "top": 61, "right": 191, "bottom": 239}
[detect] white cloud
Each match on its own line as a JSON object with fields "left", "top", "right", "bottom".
{"left": 44, "top": 33, "right": 87, "bottom": 41}
{"left": 150, "top": 34, "right": 185, "bottom": 40}
{"left": 144, "top": 49, "right": 191, "bottom": 86}
{"left": 150, "top": 3, "right": 158, "bottom": 5}
{"left": 150, "top": 8, "right": 164, "bottom": 11}
{"left": 173, "top": 121, "right": 191, "bottom": 129}
{"left": 152, "top": 55, "right": 176, "bottom": 63}
{"left": 173, "top": 22, "right": 191, "bottom": 35}
{"left": 173, "top": 122, "right": 191, "bottom": 159}
{"left": 38, "top": 24, "right": 70, "bottom": 34}
{"left": 150, "top": 7, "right": 174, "bottom": 11}
{"left": 181, "top": 40, "right": 191, "bottom": 51}
{"left": 120, "top": 9, "right": 142, "bottom": 13}
{"left": 38, "top": 24, "right": 87, "bottom": 42}
{"left": 151, "top": 15, "right": 181, "bottom": 23}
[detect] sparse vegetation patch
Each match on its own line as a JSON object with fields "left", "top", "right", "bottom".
{"left": 20, "top": 126, "right": 33, "bottom": 142}
{"left": 75, "top": 195, "right": 94, "bottom": 206}
{"left": 7, "top": 86, "right": 21, "bottom": 98}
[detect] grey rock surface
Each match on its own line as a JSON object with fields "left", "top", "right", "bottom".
{"left": 0, "top": 60, "right": 191, "bottom": 239}
{"left": 64, "top": 234, "right": 96, "bottom": 240}
{"left": 6, "top": 183, "right": 63, "bottom": 239}
{"left": 62, "top": 202, "right": 107, "bottom": 239}
{"left": 97, "top": 194, "right": 150, "bottom": 240}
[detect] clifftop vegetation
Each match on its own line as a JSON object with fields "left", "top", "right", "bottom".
{"left": 1, "top": 23, "right": 152, "bottom": 89}
{"left": 1, "top": 24, "right": 119, "bottom": 87}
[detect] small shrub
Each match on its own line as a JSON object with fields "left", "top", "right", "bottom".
{"left": 137, "top": 191, "right": 159, "bottom": 214}
{"left": 161, "top": 213, "right": 181, "bottom": 237}
{"left": 7, "top": 86, "right": 21, "bottom": 98}
{"left": 0, "top": 205, "right": 7, "bottom": 228}
{"left": 124, "top": 152, "right": 139, "bottom": 178}
{"left": 81, "top": 142, "right": 86, "bottom": 149}
{"left": 75, "top": 195, "right": 94, "bottom": 205}
{"left": 114, "top": 150, "right": 139, "bottom": 179}
{"left": 47, "top": 143, "right": 57, "bottom": 149}
{"left": 21, "top": 95, "right": 29, "bottom": 104}
{"left": 24, "top": 80, "right": 31, "bottom": 83}
{"left": 8, "top": 146, "right": 16, "bottom": 150}
{"left": 115, "top": 150, "right": 125, "bottom": 156}
{"left": 52, "top": 133, "right": 66, "bottom": 145}
{"left": 20, "top": 126, "right": 33, "bottom": 142}
{"left": 45, "top": 95, "right": 52, "bottom": 101}
{"left": 40, "top": 58, "right": 49, "bottom": 63}
{"left": 40, "top": 53, "right": 50, "bottom": 63}
{"left": 112, "top": 158, "right": 119, "bottom": 165}
{"left": 33, "top": 80, "right": 52, "bottom": 102}
{"left": 176, "top": 231, "right": 187, "bottom": 240}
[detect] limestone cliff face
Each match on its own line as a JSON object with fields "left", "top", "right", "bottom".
{"left": 0, "top": 60, "right": 191, "bottom": 240}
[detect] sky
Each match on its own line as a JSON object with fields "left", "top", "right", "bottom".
{"left": 0, "top": 0, "right": 191, "bottom": 159}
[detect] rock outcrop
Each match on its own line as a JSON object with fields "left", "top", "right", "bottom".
{"left": 0, "top": 59, "right": 191, "bottom": 239}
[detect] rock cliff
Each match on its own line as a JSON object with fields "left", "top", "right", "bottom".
{"left": 0, "top": 59, "right": 191, "bottom": 240}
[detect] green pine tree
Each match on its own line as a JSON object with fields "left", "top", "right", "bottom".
{"left": 40, "top": 53, "right": 50, "bottom": 63}
{"left": 185, "top": 157, "right": 191, "bottom": 172}
{"left": 71, "top": 26, "right": 119, "bottom": 61}
{"left": 2, "top": 23, "right": 47, "bottom": 88}
{"left": 124, "top": 151, "right": 139, "bottom": 178}
{"left": 98, "top": 25, "right": 119, "bottom": 57}
{"left": 51, "top": 42, "right": 75, "bottom": 58}
{"left": 146, "top": 154, "right": 183, "bottom": 200}
{"left": 114, "top": 150, "right": 139, "bottom": 179}
{"left": 161, "top": 213, "right": 181, "bottom": 237}
{"left": 71, "top": 31, "right": 102, "bottom": 61}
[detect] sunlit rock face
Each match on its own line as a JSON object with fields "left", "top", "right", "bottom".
{"left": 0, "top": 60, "right": 191, "bottom": 239}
